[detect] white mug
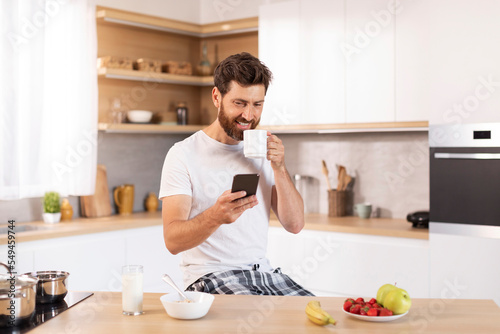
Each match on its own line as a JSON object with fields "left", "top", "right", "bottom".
{"left": 244, "top": 130, "right": 267, "bottom": 159}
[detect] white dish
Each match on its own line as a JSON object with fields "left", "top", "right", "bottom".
{"left": 160, "top": 291, "right": 214, "bottom": 320}
{"left": 127, "top": 110, "right": 153, "bottom": 123}
{"left": 342, "top": 309, "right": 408, "bottom": 322}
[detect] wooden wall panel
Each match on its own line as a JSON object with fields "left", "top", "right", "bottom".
{"left": 98, "top": 78, "right": 201, "bottom": 124}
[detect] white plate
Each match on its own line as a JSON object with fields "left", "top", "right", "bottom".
{"left": 342, "top": 309, "right": 408, "bottom": 322}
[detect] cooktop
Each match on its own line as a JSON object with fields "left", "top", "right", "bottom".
{"left": 8, "top": 291, "right": 93, "bottom": 333}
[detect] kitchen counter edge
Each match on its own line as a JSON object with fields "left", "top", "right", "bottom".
{"left": 1, "top": 212, "right": 427, "bottom": 244}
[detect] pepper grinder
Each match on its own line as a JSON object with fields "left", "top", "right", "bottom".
{"left": 176, "top": 102, "right": 188, "bottom": 125}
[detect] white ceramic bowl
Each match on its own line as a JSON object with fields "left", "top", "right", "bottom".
{"left": 127, "top": 110, "right": 153, "bottom": 123}
{"left": 160, "top": 291, "right": 214, "bottom": 320}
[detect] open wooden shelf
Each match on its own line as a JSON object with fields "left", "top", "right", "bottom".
{"left": 98, "top": 123, "right": 205, "bottom": 134}
{"left": 97, "top": 68, "right": 214, "bottom": 86}
{"left": 97, "top": 121, "right": 428, "bottom": 134}
{"left": 262, "top": 121, "right": 429, "bottom": 134}
{"left": 96, "top": 6, "right": 258, "bottom": 37}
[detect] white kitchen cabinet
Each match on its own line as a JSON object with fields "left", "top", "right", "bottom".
{"left": 6, "top": 226, "right": 181, "bottom": 293}
{"left": 125, "top": 225, "right": 182, "bottom": 293}
{"left": 395, "top": 0, "right": 430, "bottom": 122}
{"left": 428, "top": 0, "right": 500, "bottom": 125}
{"left": 259, "top": 0, "right": 401, "bottom": 126}
{"left": 299, "top": 0, "right": 345, "bottom": 124}
{"left": 259, "top": 1, "right": 301, "bottom": 126}
{"left": 31, "top": 232, "right": 126, "bottom": 292}
{"left": 260, "top": 0, "right": 345, "bottom": 126}
{"left": 430, "top": 232, "right": 500, "bottom": 307}
{"left": 268, "top": 227, "right": 429, "bottom": 298}
{"left": 345, "top": 0, "right": 395, "bottom": 123}
{"left": 0, "top": 244, "right": 34, "bottom": 275}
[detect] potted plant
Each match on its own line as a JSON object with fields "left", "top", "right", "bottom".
{"left": 43, "top": 191, "right": 61, "bottom": 223}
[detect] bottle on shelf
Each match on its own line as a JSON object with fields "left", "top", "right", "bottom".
{"left": 111, "top": 97, "right": 124, "bottom": 124}
{"left": 197, "top": 42, "right": 212, "bottom": 76}
{"left": 176, "top": 102, "right": 188, "bottom": 125}
{"left": 60, "top": 198, "right": 73, "bottom": 221}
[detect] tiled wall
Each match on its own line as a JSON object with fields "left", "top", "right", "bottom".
{"left": 279, "top": 131, "right": 429, "bottom": 219}
{"left": 0, "top": 130, "right": 429, "bottom": 223}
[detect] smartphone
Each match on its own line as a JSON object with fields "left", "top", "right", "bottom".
{"left": 231, "top": 174, "right": 260, "bottom": 198}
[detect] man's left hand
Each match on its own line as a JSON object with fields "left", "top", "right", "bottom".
{"left": 267, "top": 131, "right": 285, "bottom": 170}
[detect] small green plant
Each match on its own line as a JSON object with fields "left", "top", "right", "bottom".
{"left": 43, "top": 192, "right": 61, "bottom": 213}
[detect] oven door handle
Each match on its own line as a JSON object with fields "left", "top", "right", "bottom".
{"left": 434, "top": 153, "right": 500, "bottom": 160}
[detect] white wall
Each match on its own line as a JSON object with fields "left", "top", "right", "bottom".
{"left": 200, "top": 0, "right": 293, "bottom": 24}
{"left": 96, "top": 0, "right": 293, "bottom": 24}
{"left": 96, "top": 0, "right": 201, "bottom": 23}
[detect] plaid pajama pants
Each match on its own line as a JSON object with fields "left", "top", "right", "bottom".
{"left": 186, "top": 267, "right": 314, "bottom": 296}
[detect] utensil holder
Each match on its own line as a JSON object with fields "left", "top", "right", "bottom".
{"left": 328, "top": 190, "right": 347, "bottom": 217}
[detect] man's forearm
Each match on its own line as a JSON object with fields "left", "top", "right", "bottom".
{"left": 163, "top": 209, "right": 220, "bottom": 255}
{"left": 273, "top": 166, "right": 305, "bottom": 234}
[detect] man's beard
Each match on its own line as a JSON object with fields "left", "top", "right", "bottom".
{"left": 218, "top": 102, "right": 260, "bottom": 141}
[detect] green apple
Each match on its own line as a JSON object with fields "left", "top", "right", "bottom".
{"left": 376, "top": 284, "right": 396, "bottom": 306}
{"left": 383, "top": 287, "right": 412, "bottom": 315}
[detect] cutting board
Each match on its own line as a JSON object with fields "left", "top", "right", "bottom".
{"left": 80, "top": 165, "right": 112, "bottom": 218}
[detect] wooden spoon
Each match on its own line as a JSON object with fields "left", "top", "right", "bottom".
{"left": 321, "top": 160, "right": 332, "bottom": 191}
{"left": 342, "top": 173, "right": 352, "bottom": 191}
{"left": 337, "top": 165, "right": 346, "bottom": 191}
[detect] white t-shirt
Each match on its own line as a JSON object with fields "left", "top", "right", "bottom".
{"left": 159, "top": 130, "right": 275, "bottom": 288}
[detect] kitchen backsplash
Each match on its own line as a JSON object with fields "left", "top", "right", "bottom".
{"left": 0, "top": 130, "right": 428, "bottom": 223}
{"left": 280, "top": 131, "right": 429, "bottom": 219}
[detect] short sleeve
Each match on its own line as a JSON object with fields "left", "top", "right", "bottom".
{"left": 158, "top": 145, "right": 192, "bottom": 199}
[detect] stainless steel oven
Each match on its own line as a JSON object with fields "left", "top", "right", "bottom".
{"left": 429, "top": 123, "right": 500, "bottom": 238}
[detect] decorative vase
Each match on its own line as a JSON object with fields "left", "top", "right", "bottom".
{"left": 197, "top": 42, "right": 212, "bottom": 76}
{"left": 43, "top": 212, "right": 61, "bottom": 224}
{"left": 145, "top": 192, "right": 159, "bottom": 212}
{"left": 60, "top": 198, "right": 73, "bottom": 221}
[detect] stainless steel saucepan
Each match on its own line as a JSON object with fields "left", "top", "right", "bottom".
{"left": 0, "top": 263, "right": 38, "bottom": 327}
{"left": 24, "top": 271, "right": 70, "bottom": 304}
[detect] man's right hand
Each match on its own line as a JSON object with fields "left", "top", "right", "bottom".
{"left": 207, "top": 190, "right": 259, "bottom": 225}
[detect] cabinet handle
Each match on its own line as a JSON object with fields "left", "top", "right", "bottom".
{"left": 434, "top": 153, "right": 500, "bottom": 160}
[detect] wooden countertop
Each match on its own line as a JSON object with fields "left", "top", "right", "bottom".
{"left": 2, "top": 212, "right": 427, "bottom": 245}
{"left": 270, "top": 213, "right": 428, "bottom": 240}
{"left": 31, "top": 292, "right": 500, "bottom": 333}
{"left": 0, "top": 212, "right": 162, "bottom": 244}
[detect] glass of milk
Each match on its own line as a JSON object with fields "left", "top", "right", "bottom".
{"left": 122, "top": 265, "right": 144, "bottom": 315}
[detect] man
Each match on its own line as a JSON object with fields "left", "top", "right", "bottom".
{"left": 159, "top": 52, "right": 313, "bottom": 296}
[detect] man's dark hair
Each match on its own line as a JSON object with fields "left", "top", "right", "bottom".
{"left": 213, "top": 52, "right": 273, "bottom": 96}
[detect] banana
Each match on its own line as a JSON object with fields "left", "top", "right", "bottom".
{"left": 305, "top": 301, "right": 337, "bottom": 326}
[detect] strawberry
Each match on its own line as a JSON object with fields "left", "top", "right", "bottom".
{"left": 372, "top": 303, "right": 382, "bottom": 309}
{"left": 368, "top": 298, "right": 377, "bottom": 304}
{"left": 367, "top": 308, "right": 379, "bottom": 316}
{"left": 355, "top": 297, "right": 365, "bottom": 304}
{"left": 345, "top": 298, "right": 355, "bottom": 304}
{"left": 360, "top": 306, "right": 370, "bottom": 316}
{"left": 350, "top": 304, "right": 361, "bottom": 314}
{"left": 379, "top": 308, "right": 393, "bottom": 316}
{"left": 343, "top": 301, "right": 353, "bottom": 312}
